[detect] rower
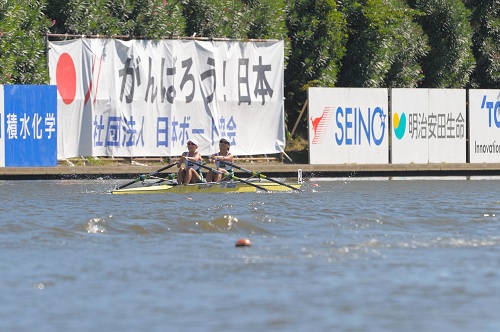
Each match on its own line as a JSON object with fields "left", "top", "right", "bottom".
{"left": 177, "top": 138, "right": 204, "bottom": 184}
{"left": 206, "top": 137, "right": 234, "bottom": 182}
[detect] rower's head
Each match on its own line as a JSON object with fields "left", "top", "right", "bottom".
{"left": 219, "top": 138, "right": 230, "bottom": 150}
{"left": 187, "top": 138, "right": 198, "bottom": 149}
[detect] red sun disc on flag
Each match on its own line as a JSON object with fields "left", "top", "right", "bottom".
{"left": 56, "top": 53, "right": 77, "bottom": 105}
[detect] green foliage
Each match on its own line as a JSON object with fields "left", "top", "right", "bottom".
{"left": 285, "top": 0, "right": 347, "bottom": 134}
{"left": 338, "top": 0, "right": 429, "bottom": 88}
{"left": 182, "top": 0, "right": 252, "bottom": 38}
{"left": 60, "top": 0, "right": 124, "bottom": 35}
{"left": 286, "top": 0, "right": 346, "bottom": 88}
{"left": 47, "top": 0, "right": 184, "bottom": 38}
{"left": 129, "top": 0, "right": 185, "bottom": 38}
{"left": 44, "top": 0, "right": 67, "bottom": 34}
{"left": 408, "top": 0, "right": 475, "bottom": 88}
{"left": 243, "top": 0, "right": 287, "bottom": 40}
{"left": 182, "top": 0, "right": 286, "bottom": 39}
{"left": 465, "top": 0, "right": 500, "bottom": 88}
{"left": 382, "top": 4, "right": 429, "bottom": 87}
{"left": 0, "top": 0, "right": 51, "bottom": 84}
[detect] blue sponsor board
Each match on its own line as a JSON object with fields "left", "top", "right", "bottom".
{"left": 3, "top": 85, "right": 57, "bottom": 167}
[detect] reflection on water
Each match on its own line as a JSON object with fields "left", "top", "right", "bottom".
{"left": 1, "top": 179, "right": 500, "bottom": 331}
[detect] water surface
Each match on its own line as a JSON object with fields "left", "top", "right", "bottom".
{"left": 1, "top": 178, "right": 500, "bottom": 331}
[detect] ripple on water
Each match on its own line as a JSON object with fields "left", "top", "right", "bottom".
{"left": 3, "top": 179, "right": 500, "bottom": 332}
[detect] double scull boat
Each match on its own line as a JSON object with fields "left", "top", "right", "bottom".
{"left": 111, "top": 161, "right": 304, "bottom": 194}
{"left": 111, "top": 179, "right": 303, "bottom": 194}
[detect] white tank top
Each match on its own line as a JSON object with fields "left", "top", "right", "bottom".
{"left": 214, "top": 153, "right": 232, "bottom": 171}
{"left": 184, "top": 152, "right": 200, "bottom": 170}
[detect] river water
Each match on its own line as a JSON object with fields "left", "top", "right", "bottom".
{"left": 1, "top": 177, "right": 500, "bottom": 331}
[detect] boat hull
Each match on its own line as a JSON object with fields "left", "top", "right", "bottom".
{"left": 111, "top": 181, "right": 302, "bottom": 194}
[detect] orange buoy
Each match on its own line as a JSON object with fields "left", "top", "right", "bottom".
{"left": 235, "top": 238, "right": 251, "bottom": 247}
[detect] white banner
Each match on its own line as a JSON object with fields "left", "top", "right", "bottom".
{"left": 308, "top": 87, "right": 389, "bottom": 164}
{"left": 48, "top": 39, "right": 284, "bottom": 159}
{"left": 469, "top": 89, "right": 500, "bottom": 163}
{"left": 391, "top": 88, "right": 429, "bottom": 163}
{"left": 391, "top": 89, "right": 466, "bottom": 164}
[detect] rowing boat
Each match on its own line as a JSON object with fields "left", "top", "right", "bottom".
{"left": 112, "top": 163, "right": 304, "bottom": 194}
{"left": 111, "top": 180, "right": 303, "bottom": 194}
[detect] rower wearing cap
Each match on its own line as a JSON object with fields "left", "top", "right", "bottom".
{"left": 206, "top": 137, "right": 234, "bottom": 182}
{"left": 177, "top": 138, "right": 204, "bottom": 184}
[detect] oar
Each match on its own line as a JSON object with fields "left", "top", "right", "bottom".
{"left": 223, "top": 161, "right": 303, "bottom": 192}
{"left": 115, "top": 161, "right": 178, "bottom": 190}
{"left": 187, "top": 159, "right": 269, "bottom": 192}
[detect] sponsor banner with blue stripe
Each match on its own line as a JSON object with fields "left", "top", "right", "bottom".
{"left": 308, "top": 87, "right": 389, "bottom": 164}
{"left": 3, "top": 85, "right": 57, "bottom": 167}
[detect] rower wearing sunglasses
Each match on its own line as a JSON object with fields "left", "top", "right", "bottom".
{"left": 177, "top": 138, "right": 204, "bottom": 184}
{"left": 206, "top": 138, "right": 234, "bottom": 182}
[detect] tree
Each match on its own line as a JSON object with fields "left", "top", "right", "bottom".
{"left": 243, "top": 0, "right": 287, "bottom": 40}
{"left": 285, "top": 0, "right": 347, "bottom": 135}
{"left": 129, "top": 0, "right": 185, "bottom": 38}
{"left": 55, "top": 0, "right": 124, "bottom": 35}
{"left": 44, "top": 0, "right": 67, "bottom": 34}
{"left": 182, "top": 0, "right": 252, "bottom": 39}
{"left": 181, "top": 0, "right": 287, "bottom": 43}
{"left": 46, "top": 0, "right": 184, "bottom": 38}
{"left": 0, "top": 0, "right": 51, "bottom": 84}
{"left": 408, "top": 0, "right": 475, "bottom": 88}
{"left": 465, "top": 0, "right": 500, "bottom": 88}
{"left": 337, "top": 0, "right": 429, "bottom": 88}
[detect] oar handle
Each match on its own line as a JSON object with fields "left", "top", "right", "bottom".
{"left": 184, "top": 159, "right": 223, "bottom": 174}
{"left": 149, "top": 161, "right": 179, "bottom": 176}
